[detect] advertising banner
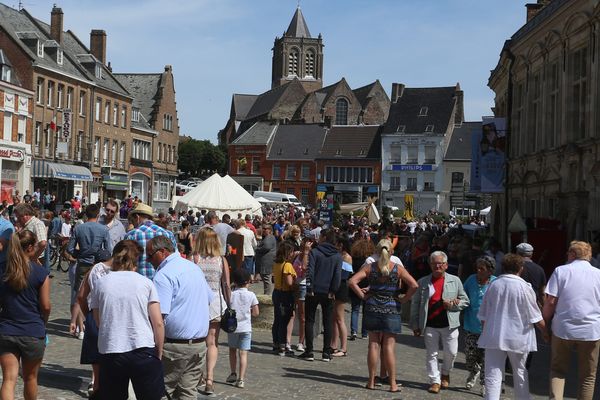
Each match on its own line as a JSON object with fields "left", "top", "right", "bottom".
{"left": 470, "top": 117, "right": 506, "bottom": 193}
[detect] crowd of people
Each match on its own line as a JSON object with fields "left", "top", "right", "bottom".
{"left": 0, "top": 195, "right": 599, "bottom": 399}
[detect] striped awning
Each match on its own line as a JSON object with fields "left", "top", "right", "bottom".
{"left": 32, "top": 159, "right": 93, "bottom": 182}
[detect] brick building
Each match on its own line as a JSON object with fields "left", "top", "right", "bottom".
{"left": 0, "top": 4, "right": 180, "bottom": 208}
{"left": 0, "top": 48, "right": 33, "bottom": 202}
{"left": 115, "top": 66, "right": 180, "bottom": 212}
{"left": 223, "top": 7, "right": 390, "bottom": 207}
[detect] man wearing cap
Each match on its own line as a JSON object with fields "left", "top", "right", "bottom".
{"left": 125, "top": 203, "right": 177, "bottom": 279}
{"left": 516, "top": 242, "right": 546, "bottom": 307}
{"left": 148, "top": 235, "right": 213, "bottom": 400}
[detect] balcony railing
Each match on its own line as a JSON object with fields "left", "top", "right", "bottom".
{"left": 389, "top": 186, "right": 401, "bottom": 191}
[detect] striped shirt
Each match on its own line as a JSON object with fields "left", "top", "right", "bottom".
{"left": 125, "top": 220, "right": 177, "bottom": 279}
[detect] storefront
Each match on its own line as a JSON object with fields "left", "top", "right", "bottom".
{"left": 31, "top": 159, "right": 92, "bottom": 206}
{"left": 102, "top": 173, "right": 129, "bottom": 202}
{"left": 0, "top": 142, "right": 31, "bottom": 204}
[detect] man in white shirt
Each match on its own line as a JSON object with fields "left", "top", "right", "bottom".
{"left": 235, "top": 219, "right": 257, "bottom": 280}
{"left": 543, "top": 240, "right": 600, "bottom": 400}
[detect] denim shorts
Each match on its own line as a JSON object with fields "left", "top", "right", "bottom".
{"left": 0, "top": 334, "right": 45, "bottom": 360}
{"left": 227, "top": 331, "right": 252, "bottom": 351}
{"left": 296, "top": 284, "right": 307, "bottom": 301}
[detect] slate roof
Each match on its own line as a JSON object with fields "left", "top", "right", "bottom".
{"left": 383, "top": 86, "right": 457, "bottom": 135}
{"left": 114, "top": 74, "right": 161, "bottom": 126}
{"left": 285, "top": 7, "right": 311, "bottom": 38}
{"left": 267, "top": 125, "right": 326, "bottom": 160}
{"left": 245, "top": 79, "right": 301, "bottom": 120}
{"left": 0, "top": 4, "right": 130, "bottom": 97}
{"left": 318, "top": 125, "right": 381, "bottom": 159}
{"left": 231, "top": 121, "right": 278, "bottom": 145}
{"left": 352, "top": 81, "right": 378, "bottom": 108}
{"left": 445, "top": 122, "right": 480, "bottom": 161}
{"left": 232, "top": 94, "right": 258, "bottom": 120}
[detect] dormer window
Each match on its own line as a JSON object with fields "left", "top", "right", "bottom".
{"left": 419, "top": 106, "right": 428, "bottom": 116}
{"left": 37, "top": 41, "right": 44, "bottom": 57}
{"left": 335, "top": 149, "right": 342, "bottom": 156}
{"left": 1, "top": 65, "right": 11, "bottom": 82}
{"left": 132, "top": 108, "right": 140, "bottom": 122}
{"left": 95, "top": 63, "right": 103, "bottom": 79}
{"left": 396, "top": 125, "right": 406, "bottom": 133}
{"left": 359, "top": 149, "right": 365, "bottom": 156}
{"left": 303, "top": 148, "right": 309, "bottom": 155}
{"left": 57, "top": 49, "right": 63, "bottom": 65}
{"left": 425, "top": 125, "right": 434, "bottom": 132}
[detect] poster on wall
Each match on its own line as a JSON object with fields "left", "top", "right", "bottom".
{"left": 1, "top": 181, "right": 16, "bottom": 204}
{"left": 470, "top": 117, "right": 506, "bottom": 193}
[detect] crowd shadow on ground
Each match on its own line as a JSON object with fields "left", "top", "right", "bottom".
{"left": 39, "top": 363, "right": 87, "bottom": 398}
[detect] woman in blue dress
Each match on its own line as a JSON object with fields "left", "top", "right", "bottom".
{"left": 349, "top": 239, "right": 418, "bottom": 393}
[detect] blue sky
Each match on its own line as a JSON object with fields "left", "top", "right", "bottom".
{"left": 25, "top": 1, "right": 525, "bottom": 142}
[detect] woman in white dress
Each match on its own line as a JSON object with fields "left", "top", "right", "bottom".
{"left": 193, "top": 227, "right": 231, "bottom": 395}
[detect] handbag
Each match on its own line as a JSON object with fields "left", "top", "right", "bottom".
{"left": 219, "top": 257, "right": 238, "bottom": 333}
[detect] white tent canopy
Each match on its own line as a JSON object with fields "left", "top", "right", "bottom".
{"left": 479, "top": 206, "right": 491, "bottom": 216}
{"left": 175, "top": 173, "right": 263, "bottom": 218}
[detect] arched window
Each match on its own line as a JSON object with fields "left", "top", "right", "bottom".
{"left": 288, "top": 48, "right": 299, "bottom": 76}
{"left": 305, "top": 49, "right": 315, "bottom": 77}
{"left": 335, "top": 98, "right": 348, "bottom": 125}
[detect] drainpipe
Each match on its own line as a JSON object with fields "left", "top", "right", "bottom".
{"left": 504, "top": 46, "right": 515, "bottom": 251}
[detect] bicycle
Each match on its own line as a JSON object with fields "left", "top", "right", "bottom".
{"left": 48, "top": 236, "right": 70, "bottom": 273}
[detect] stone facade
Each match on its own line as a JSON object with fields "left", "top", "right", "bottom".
{"left": 488, "top": 0, "right": 600, "bottom": 243}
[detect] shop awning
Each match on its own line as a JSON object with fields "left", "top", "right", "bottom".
{"left": 32, "top": 160, "right": 93, "bottom": 182}
{"left": 103, "top": 174, "right": 129, "bottom": 191}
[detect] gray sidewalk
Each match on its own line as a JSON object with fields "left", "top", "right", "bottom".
{"left": 4, "top": 272, "right": 587, "bottom": 399}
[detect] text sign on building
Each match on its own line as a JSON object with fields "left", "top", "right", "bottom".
{"left": 62, "top": 109, "right": 72, "bottom": 140}
{"left": 391, "top": 164, "right": 433, "bottom": 171}
{"left": 0, "top": 148, "right": 24, "bottom": 161}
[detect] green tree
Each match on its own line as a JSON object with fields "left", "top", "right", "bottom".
{"left": 178, "top": 139, "right": 226, "bottom": 176}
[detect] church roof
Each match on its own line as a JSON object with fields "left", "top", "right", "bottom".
{"left": 285, "top": 7, "right": 311, "bottom": 38}
{"left": 445, "top": 121, "right": 480, "bottom": 160}
{"left": 383, "top": 86, "right": 457, "bottom": 135}
{"left": 232, "top": 94, "right": 258, "bottom": 121}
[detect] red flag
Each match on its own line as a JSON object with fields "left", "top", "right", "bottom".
{"left": 49, "top": 119, "right": 56, "bottom": 131}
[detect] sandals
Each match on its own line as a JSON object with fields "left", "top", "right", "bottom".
{"left": 332, "top": 349, "right": 347, "bottom": 357}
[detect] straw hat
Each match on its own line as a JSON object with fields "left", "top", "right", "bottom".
{"left": 129, "top": 203, "right": 154, "bottom": 217}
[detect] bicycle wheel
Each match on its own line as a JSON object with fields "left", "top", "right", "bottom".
{"left": 57, "top": 254, "right": 70, "bottom": 272}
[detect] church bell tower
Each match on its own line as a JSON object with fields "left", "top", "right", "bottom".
{"left": 271, "top": 7, "right": 324, "bottom": 92}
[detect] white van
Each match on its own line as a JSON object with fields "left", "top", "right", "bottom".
{"left": 253, "top": 191, "right": 302, "bottom": 206}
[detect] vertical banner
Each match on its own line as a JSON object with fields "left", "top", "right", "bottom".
{"left": 470, "top": 117, "right": 506, "bottom": 193}
{"left": 403, "top": 194, "right": 414, "bottom": 220}
{"left": 62, "top": 109, "right": 72, "bottom": 141}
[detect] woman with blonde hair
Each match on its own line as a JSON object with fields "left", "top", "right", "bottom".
{"left": 193, "top": 227, "right": 231, "bottom": 395}
{"left": 0, "top": 230, "right": 51, "bottom": 400}
{"left": 349, "top": 238, "right": 418, "bottom": 393}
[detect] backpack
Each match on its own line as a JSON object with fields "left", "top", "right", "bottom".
{"left": 220, "top": 308, "right": 238, "bottom": 333}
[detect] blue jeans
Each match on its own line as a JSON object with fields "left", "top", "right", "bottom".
{"left": 243, "top": 256, "right": 255, "bottom": 275}
{"left": 350, "top": 295, "right": 367, "bottom": 337}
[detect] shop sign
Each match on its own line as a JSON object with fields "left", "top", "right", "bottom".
{"left": 391, "top": 164, "right": 434, "bottom": 171}
{"left": 0, "top": 148, "right": 24, "bottom": 161}
{"left": 62, "top": 110, "right": 72, "bottom": 140}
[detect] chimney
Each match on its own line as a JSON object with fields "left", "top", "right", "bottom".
{"left": 90, "top": 29, "right": 107, "bottom": 65}
{"left": 526, "top": 3, "right": 544, "bottom": 22}
{"left": 50, "top": 5, "right": 63, "bottom": 45}
{"left": 391, "top": 83, "right": 405, "bottom": 103}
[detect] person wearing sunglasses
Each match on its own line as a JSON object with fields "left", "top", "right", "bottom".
{"left": 99, "top": 199, "right": 126, "bottom": 250}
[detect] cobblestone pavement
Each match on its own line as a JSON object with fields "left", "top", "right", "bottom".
{"left": 2, "top": 271, "right": 588, "bottom": 399}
